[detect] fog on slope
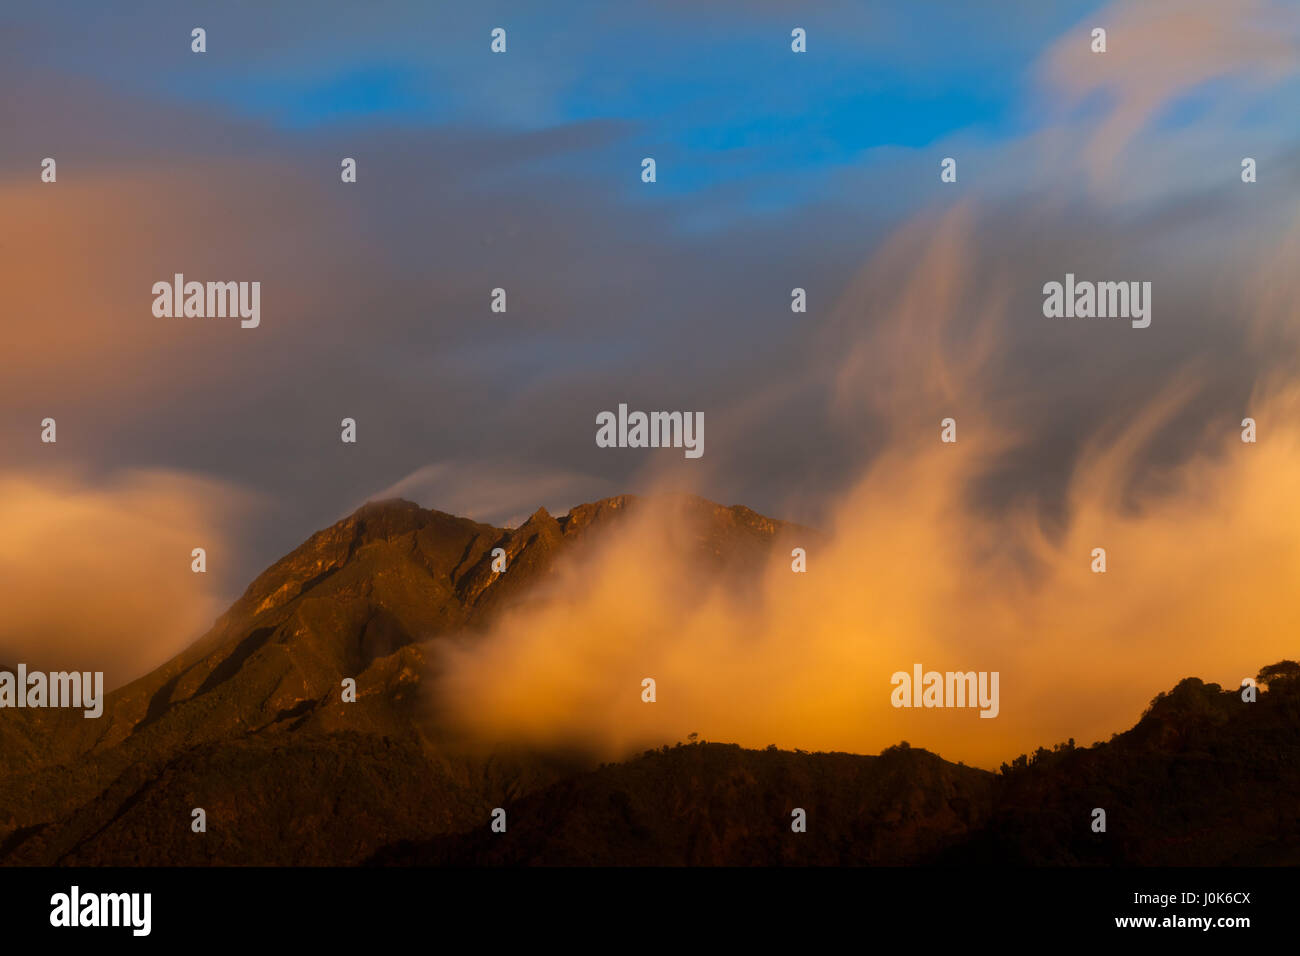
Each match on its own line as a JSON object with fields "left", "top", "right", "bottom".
{"left": 430, "top": 204, "right": 1300, "bottom": 770}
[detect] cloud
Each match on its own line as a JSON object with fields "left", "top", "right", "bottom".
{"left": 0, "top": 469, "right": 257, "bottom": 689}
{"left": 371, "top": 460, "right": 616, "bottom": 527}
{"left": 1038, "top": 0, "right": 1300, "bottom": 182}
{"left": 429, "top": 202, "right": 1300, "bottom": 770}
{"left": 3, "top": 0, "right": 1298, "bottom": 719}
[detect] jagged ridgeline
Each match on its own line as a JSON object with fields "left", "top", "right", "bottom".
{"left": 0, "top": 495, "right": 809, "bottom": 864}
{"left": 0, "top": 497, "right": 1295, "bottom": 865}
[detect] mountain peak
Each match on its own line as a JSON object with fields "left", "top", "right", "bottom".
{"left": 341, "top": 498, "right": 426, "bottom": 540}
{"left": 522, "top": 505, "right": 555, "bottom": 526}
{"left": 352, "top": 496, "right": 422, "bottom": 515}
{"left": 2, "top": 482, "right": 1296, "bottom": 865}
{"left": 0, "top": 492, "right": 808, "bottom": 807}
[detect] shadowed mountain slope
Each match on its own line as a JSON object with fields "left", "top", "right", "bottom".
{"left": 368, "top": 670, "right": 1300, "bottom": 867}
{"left": 372, "top": 741, "right": 996, "bottom": 866}
{"left": 1, "top": 495, "right": 1294, "bottom": 866}
{"left": 940, "top": 670, "right": 1300, "bottom": 866}
{"left": 0, "top": 494, "right": 814, "bottom": 864}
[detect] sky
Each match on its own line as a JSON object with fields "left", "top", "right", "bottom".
{"left": 2, "top": 0, "right": 1299, "bottom": 761}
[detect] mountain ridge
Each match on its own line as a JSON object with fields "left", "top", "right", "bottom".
{"left": 0, "top": 494, "right": 1294, "bottom": 866}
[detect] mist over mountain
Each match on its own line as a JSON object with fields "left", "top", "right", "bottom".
{"left": 0, "top": 496, "right": 1293, "bottom": 866}
{"left": 0, "top": 494, "right": 809, "bottom": 864}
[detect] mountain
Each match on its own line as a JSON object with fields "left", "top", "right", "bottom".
{"left": 375, "top": 671, "right": 1300, "bottom": 867}
{"left": 373, "top": 741, "right": 996, "bottom": 866}
{"left": 0, "top": 493, "right": 815, "bottom": 864}
{"left": 0, "top": 495, "right": 1295, "bottom": 866}
{"left": 946, "top": 668, "right": 1300, "bottom": 865}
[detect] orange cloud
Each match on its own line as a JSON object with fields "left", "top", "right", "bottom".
{"left": 0, "top": 469, "right": 256, "bottom": 688}
{"left": 431, "top": 208, "right": 1300, "bottom": 770}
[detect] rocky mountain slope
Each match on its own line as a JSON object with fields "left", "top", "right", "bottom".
{"left": 373, "top": 670, "right": 1300, "bottom": 867}
{"left": 1, "top": 494, "right": 1293, "bottom": 866}
{"left": 0, "top": 494, "right": 815, "bottom": 864}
